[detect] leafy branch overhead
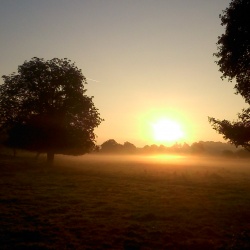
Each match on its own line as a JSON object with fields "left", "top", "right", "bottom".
{"left": 215, "top": 0, "right": 250, "bottom": 101}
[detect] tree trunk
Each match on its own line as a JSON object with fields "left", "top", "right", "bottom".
{"left": 47, "top": 151, "right": 54, "bottom": 165}
{"left": 12, "top": 148, "right": 17, "bottom": 158}
{"left": 35, "top": 152, "right": 40, "bottom": 160}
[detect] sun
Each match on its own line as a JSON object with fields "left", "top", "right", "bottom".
{"left": 152, "top": 118, "right": 184, "bottom": 143}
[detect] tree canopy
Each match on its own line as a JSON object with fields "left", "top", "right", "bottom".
{"left": 209, "top": 112, "right": 250, "bottom": 151}
{"left": 209, "top": 0, "right": 250, "bottom": 151}
{"left": 0, "top": 57, "right": 103, "bottom": 163}
{"left": 215, "top": 0, "right": 250, "bottom": 102}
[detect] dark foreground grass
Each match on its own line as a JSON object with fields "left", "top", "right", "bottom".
{"left": 1, "top": 154, "right": 250, "bottom": 249}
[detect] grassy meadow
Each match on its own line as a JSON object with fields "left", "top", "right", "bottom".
{"left": 1, "top": 153, "right": 250, "bottom": 249}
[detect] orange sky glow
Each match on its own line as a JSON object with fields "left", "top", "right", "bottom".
{"left": 0, "top": 0, "right": 246, "bottom": 147}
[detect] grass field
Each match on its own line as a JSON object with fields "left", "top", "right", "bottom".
{"left": 1, "top": 154, "right": 250, "bottom": 249}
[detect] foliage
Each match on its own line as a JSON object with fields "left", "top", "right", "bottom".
{"left": 209, "top": 109, "right": 250, "bottom": 151}
{"left": 214, "top": 0, "right": 250, "bottom": 102}
{"left": 210, "top": 0, "right": 250, "bottom": 150}
{"left": 122, "top": 141, "right": 137, "bottom": 153}
{"left": 0, "top": 57, "right": 103, "bottom": 162}
{"left": 190, "top": 142, "right": 205, "bottom": 153}
{"left": 100, "top": 139, "right": 123, "bottom": 153}
{"left": 97, "top": 139, "right": 240, "bottom": 156}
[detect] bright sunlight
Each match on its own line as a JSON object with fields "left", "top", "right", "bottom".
{"left": 152, "top": 118, "right": 184, "bottom": 143}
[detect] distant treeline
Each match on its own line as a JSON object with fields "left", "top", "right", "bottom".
{"left": 1, "top": 139, "right": 249, "bottom": 158}
{"left": 96, "top": 139, "right": 250, "bottom": 158}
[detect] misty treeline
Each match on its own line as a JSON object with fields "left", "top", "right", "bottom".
{"left": 1, "top": 138, "right": 248, "bottom": 158}
{"left": 96, "top": 139, "right": 249, "bottom": 158}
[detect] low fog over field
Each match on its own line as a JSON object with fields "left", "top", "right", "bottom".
{"left": 1, "top": 153, "right": 250, "bottom": 249}
{"left": 56, "top": 153, "right": 250, "bottom": 171}
{"left": 53, "top": 153, "right": 250, "bottom": 184}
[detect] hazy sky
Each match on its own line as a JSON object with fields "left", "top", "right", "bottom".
{"left": 0, "top": 0, "right": 247, "bottom": 147}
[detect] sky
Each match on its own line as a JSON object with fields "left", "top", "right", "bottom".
{"left": 0, "top": 0, "right": 247, "bottom": 147}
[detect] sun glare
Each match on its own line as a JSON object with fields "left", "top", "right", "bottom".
{"left": 152, "top": 118, "right": 184, "bottom": 143}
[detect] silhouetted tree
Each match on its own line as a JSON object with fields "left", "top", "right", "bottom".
{"left": 158, "top": 144, "right": 167, "bottom": 153}
{"left": 0, "top": 57, "right": 103, "bottom": 164}
{"left": 209, "top": 112, "right": 250, "bottom": 151}
{"left": 149, "top": 144, "right": 159, "bottom": 153}
{"left": 141, "top": 145, "right": 150, "bottom": 154}
{"left": 214, "top": 0, "right": 250, "bottom": 101}
{"left": 123, "top": 141, "right": 137, "bottom": 154}
{"left": 100, "top": 139, "right": 122, "bottom": 153}
{"left": 191, "top": 142, "right": 205, "bottom": 154}
{"left": 93, "top": 145, "right": 101, "bottom": 153}
{"left": 209, "top": 0, "right": 250, "bottom": 150}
